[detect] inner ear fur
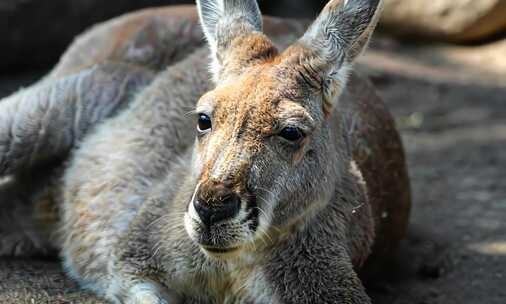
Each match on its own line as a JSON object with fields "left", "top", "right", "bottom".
{"left": 282, "top": 0, "right": 383, "bottom": 112}
{"left": 217, "top": 33, "right": 279, "bottom": 81}
{"left": 196, "top": 0, "right": 278, "bottom": 83}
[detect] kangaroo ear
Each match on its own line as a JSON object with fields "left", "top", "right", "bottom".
{"left": 288, "top": 0, "right": 383, "bottom": 114}
{"left": 197, "top": 0, "right": 262, "bottom": 49}
{"left": 197, "top": 0, "right": 276, "bottom": 83}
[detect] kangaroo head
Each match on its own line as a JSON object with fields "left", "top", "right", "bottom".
{"left": 184, "top": 0, "right": 382, "bottom": 258}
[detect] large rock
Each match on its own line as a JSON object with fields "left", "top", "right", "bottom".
{"left": 380, "top": 0, "right": 506, "bottom": 42}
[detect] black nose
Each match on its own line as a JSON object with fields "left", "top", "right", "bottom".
{"left": 193, "top": 193, "right": 241, "bottom": 227}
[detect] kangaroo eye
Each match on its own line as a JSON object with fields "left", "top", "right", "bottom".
{"left": 197, "top": 114, "right": 212, "bottom": 132}
{"left": 279, "top": 127, "right": 304, "bottom": 143}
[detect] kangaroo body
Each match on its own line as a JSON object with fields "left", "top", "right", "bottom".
{"left": 0, "top": 3, "right": 410, "bottom": 304}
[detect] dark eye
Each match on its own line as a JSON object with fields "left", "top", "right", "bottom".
{"left": 197, "top": 113, "right": 212, "bottom": 132}
{"left": 279, "top": 127, "right": 304, "bottom": 143}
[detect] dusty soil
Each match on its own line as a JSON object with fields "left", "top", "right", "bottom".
{"left": 361, "top": 36, "right": 506, "bottom": 304}
{"left": 0, "top": 36, "right": 505, "bottom": 303}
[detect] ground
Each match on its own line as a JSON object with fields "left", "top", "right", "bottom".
{"left": 363, "top": 36, "right": 506, "bottom": 304}
{"left": 0, "top": 36, "right": 505, "bottom": 303}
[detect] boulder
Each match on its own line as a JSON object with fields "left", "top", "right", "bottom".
{"left": 380, "top": 0, "right": 506, "bottom": 42}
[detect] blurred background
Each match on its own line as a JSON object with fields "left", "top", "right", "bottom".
{"left": 1, "top": 0, "right": 504, "bottom": 71}
{"left": 1, "top": 1, "right": 505, "bottom": 304}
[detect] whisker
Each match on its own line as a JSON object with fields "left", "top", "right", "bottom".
{"left": 255, "top": 196, "right": 282, "bottom": 236}
{"left": 256, "top": 186, "right": 277, "bottom": 199}
{"left": 147, "top": 210, "right": 187, "bottom": 229}
{"left": 184, "top": 109, "right": 198, "bottom": 117}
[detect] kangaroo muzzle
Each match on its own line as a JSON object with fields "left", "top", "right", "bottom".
{"left": 193, "top": 185, "right": 242, "bottom": 227}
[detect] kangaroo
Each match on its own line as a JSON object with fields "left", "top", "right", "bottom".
{"left": 0, "top": 1, "right": 411, "bottom": 303}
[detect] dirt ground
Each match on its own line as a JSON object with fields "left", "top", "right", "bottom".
{"left": 0, "top": 35, "right": 505, "bottom": 303}
{"left": 362, "top": 36, "right": 506, "bottom": 304}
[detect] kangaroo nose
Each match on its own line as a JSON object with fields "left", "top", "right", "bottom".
{"left": 193, "top": 192, "right": 241, "bottom": 227}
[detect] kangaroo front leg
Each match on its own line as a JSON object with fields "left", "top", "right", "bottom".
{"left": 111, "top": 281, "right": 182, "bottom": 304}
{"left": 265, "top": 245, "right": 371, "bottom": 304}
{"left": 0, "top": 63, "right": 153, "bottom": 177}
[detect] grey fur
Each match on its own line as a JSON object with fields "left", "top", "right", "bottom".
{"left": 300, "top": 0, "right": 382, "bottom": 66}
{"left": 197, "top": 0, "right": 262, "bottom": 48}
{"left": 296, "top": 0, "right": 383, "bottom": 109}
{"left": 197, "top": 0, "right": 263, "bottom": 82}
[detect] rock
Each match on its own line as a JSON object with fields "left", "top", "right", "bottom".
{"left": 380, "top": 0, "right": 506, "bottom": 42}
{"left": 360, "top": 35, "right": 506, "bottom": 85}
